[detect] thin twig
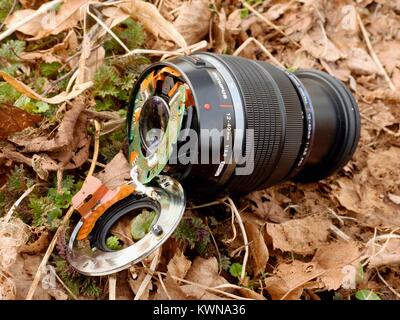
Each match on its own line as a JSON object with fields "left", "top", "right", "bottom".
{"left": 108, "top": 274, "right": 117, "bottom": 300}
{"left": 357, "top": 13, "right": 396, "bottom": 91}
{"left": 207, "top": 224, "right": 223, "bottom": 274}
{"left": 233, "top": 37, "right": 284, "bottom": 68}
{"left": 225, "top": 197, "right": 249, "bottom": 282}
{"left": 0, "top": 0, "right": 64, "bottom": 41}
{"left": 376, "top": 269, "right": 400, "bottom": 299}
{"left": 241, "top": 1, "right": 300, "bottom": 48}
{"left": 155, "top": 271, "right": 252, "bottom": 300}
{"left": 158, "top": 273, "right": 172, "bottom": 300}
{"left": 25, "top": 120, "right": 101, "bottom": 300}
{"left": 0, "top": 0, "right": 18, "bottom": 32}
{"left": 134, "top": 248, "right": 161, "bottom": 300}
{"left": 4, "top": 183, "right": 44, "bottom": 223}
{"left": 360, "top": 113, "right": 400, "bottom": 137}
{"left": 51, "top": 268, "right": 79, "bottom": 300}
{"left": 86, "top": 7, "right": 130, "bottom": 54}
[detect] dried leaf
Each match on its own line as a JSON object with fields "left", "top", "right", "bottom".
{"left": 212, "top": 8, "right": 227, "bottom": 54}
{"left": 267, "top": 241, "right": 360, "bottom": 299}
{"left": 9, "top": 254, "right": 51, "bottom": 299}
{"left": 0, "top": 71, "right": 92, "bottom": 105}
{"left": 96, "top": 151, "right": 131, "bottom": 189}
{"left": 10, "top": 97, "right": 86, "bottom": 153}
{"left": 346, "top": 48, "right": 382, "bottom": 75}
{"left": 19, "top": 230, "right": 49, "bottom": 254}
{"left": 246, "top": 190, "right": 289, "bottom": 223}
{"left": 267, "top": 215, "right": 331, "bottom": 256}
{"left": 154, "top": 276, "right": 194, "bottom": 300}
{"left": 119, "top": 0, "right": 187, "bottom": 48}
{"left": 333, "top": 177, "right": 400, "bottom": 228}
{"left": 167, "top": 249, "right": 192, "bottom": 280}
{"left": 0, "top": 104, "right": 42, "bottom": 140}
{"left": 21, "top": 30, "right": 78, "bottom": 64}
{"left": 0, "top": 218, "right": 30, "bottom": 270}
{"left": 226, "top": 10, "right": 241, "bottom": 33}
{"left": 242, "top": 215, "right": 269, "bottom": 276}
{"left": 300, "top": 27, "right": 346, "bottom": 62}
{"left": 111, "top": 216, "right": 134, "bottom": 246}
{"left": 173, "top": 0, "right": 211, "bottom": 45}
{"left": 181, "top": 257, "right": 229, "bottom": 299}
{"left": 376, "top": 41, "right": 400, "bottom": 73}
{"left": 312, "top": 241, "right": 360, "bottom": 290}
{"left": 5, "top": 0, "right": 89, "bottom": 40}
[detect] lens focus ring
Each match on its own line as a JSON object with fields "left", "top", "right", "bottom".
{"left": 255, "top": 62, "right": 304, "bottom": 188}
{"left": 216, "top": 55, "right": 284, "bottom": 194}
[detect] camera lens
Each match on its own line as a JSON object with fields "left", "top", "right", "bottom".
{"left": 127, "top": 53, "right": 360, "bottom": 197}
{"left": 139, "top": 96, "right": 170, "bottom": 155}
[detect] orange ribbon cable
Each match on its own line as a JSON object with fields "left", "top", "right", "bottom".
{"left": 72, "top": 176, "right": 135, "bottom": 240}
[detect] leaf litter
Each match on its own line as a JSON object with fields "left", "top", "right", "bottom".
{"left": 0, "top": 0, "right": 400, "bottom": 300}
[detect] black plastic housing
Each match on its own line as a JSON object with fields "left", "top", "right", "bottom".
{"left": 127, "top": 53, "right": 360, "bottom": 197}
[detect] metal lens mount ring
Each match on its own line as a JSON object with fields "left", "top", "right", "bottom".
{"left": 67, "top": 176, "right": 185, "bottom": 276}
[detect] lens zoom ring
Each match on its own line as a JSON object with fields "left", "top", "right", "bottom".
{"left": 255, "top": 62, "right": 304, "bottom": 188}
{"left": 217, "top": 55, "right": 284, "bottom": 194}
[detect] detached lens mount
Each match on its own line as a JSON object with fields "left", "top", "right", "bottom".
{"left": 67, "top": 176, "right": 185, "bottom": 276}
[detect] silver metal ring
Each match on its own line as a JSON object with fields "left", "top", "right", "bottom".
{"left": 67, "top": 176, "right": 185, "bottom": 276}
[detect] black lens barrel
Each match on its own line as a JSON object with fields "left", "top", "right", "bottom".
{"left": 128, "top": 53, "right": 360, "bottom": 197}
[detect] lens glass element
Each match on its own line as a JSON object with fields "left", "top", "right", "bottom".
{"left": 139, "top": 96, "right": 170, "bottom": 154}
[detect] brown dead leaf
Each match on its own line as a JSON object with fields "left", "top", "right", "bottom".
{"left": 0, "top": 104, "right": 42, "bottom": 140}
{"left": 332, "top": 177, "right": 400, "bottom": 227}
{"left": 96, "top": 151, "right": 131, "bottom": 189}
{"left": 312, "top": 241, "right": 360, "bottom": 290}
{"left": 266, "top": 215, "right": 332, "bottom": 256}
{"left": 111, "top": 216, "right": 134, "bottom": 246}
{"left": 267, "top": 241, "right": 360, "bottom": 299}
{"left": 246, "top": 190, "right": 289, "bottom": 223}
{"left": 242, "top": 215, "right": 269, "bottom": 276}
{"left": 226, "top": 10, "right": 241, "bottom": 34}
{"left": 0, "top": 218, "right": 30, "bottom": 270}
{"left": 0, "top": 271, "right": 15, "bottom": 300}
{"left": 346, "top": 47, "right": 382, "bottom": 75}
{"left": 10, "top": 97, "right": 86, "bottom": 153}
{"left": 167, "top": 249, "right": 192, "bottom": 280}
{"left": 19, "top": 229, "right": 49, "bottom": 254}
{"left": 154, "top": 276, "right": 194, "bottom": 300}
{"left": 173, "top": 0, "right": 211, "bottom": 45}
{"left": 181, "top": 257, "right": 228, "bottom": 299}
{"left": 128, "top": 269, "right": 151, "bottom": 300}
{"left": 376, "top": 41, "right": 400, "bottom": 74}
{"left": 367, "top": 147, "right": 400, "bottom": 187}
{"left": 119, "top": 0, "right": 187, "bottom": 49}
{"left": 300, "top": 27, "right": 346, "bottom": 62}
{"left": 212, "top": 8, "right": 227, "bottom": 54}
{"left": 5, "top": 0, "right": 88, "bottom": 40}
{"left": 9, "top": 254, "right": 51, "bottom": 299}
{"left": 0, "top": 71, "right": 92, "bottom": 105}
{"left": 20, "top": 30, "right": 78, "bottom": 64}
{"left": 47, "top": 288, "right": 68, "bottom": 300}
{"left": 264, "top": 276, "right": 304, "bottom": 300}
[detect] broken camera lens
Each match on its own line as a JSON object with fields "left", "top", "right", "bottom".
{"left": 128, "top": 53, "right": 361, "bottom": 197}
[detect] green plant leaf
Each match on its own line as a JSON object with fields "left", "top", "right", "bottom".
{"left": 131, "top": 209, "right": 157, "bottom": 240}
{"left": 40, "top": 62, "right": 62, "bottom": 78}
{"left": 229, "top": 263, "right": 243, "bottom": 279}
{"left": 355, "top": 290, "right": 381, "bottom": 300}
{"left": 106, "top": 235, "right": 123, "bottom": 250}
{"left": 0, "top": 82, "right": 21, "bottom": 104}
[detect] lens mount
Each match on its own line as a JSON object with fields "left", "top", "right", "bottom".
{"left": 67, "top": 176, "right": 185, "bottom": 276}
